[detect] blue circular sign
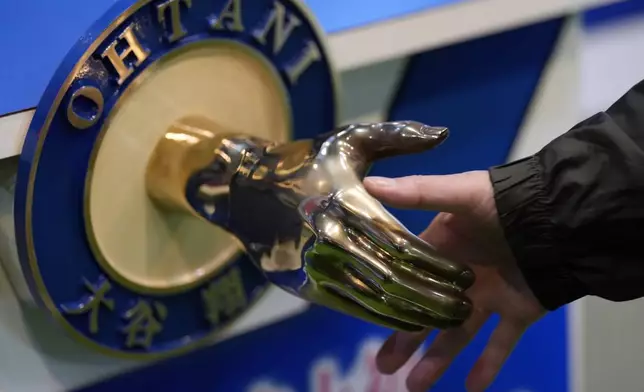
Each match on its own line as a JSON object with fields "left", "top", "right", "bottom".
{"left": 14, "top": 0, "right": 338, "bottom": 358}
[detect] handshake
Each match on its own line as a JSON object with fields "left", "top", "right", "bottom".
{"left": 147, "top": 117, "right": 475, "bottom": 331}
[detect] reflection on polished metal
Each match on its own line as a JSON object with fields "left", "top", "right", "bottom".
{"left": 147, "top": 117, "right": 475, "bottom": 331}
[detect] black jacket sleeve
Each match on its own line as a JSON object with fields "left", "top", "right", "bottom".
{"left": 489, "top": 79, "right": 644, "bottom": 311}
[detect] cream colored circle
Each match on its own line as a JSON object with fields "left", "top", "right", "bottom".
{"left": 86, "top": 40, "right": 291, "bottom": 293}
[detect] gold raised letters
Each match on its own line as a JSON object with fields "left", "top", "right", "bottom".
{"left": 101, "top": 24, "right": 150, "bottom": 85}
{"left": 157, "top": 0, "right": 193, "bottom": 43}
{"left": 201, "top": 267, "right": 248, "bottom": 325}
{"left": 66, "top": 86, "right": 105, "bottom": 129}
{"left": 61, "top": 278, "right": 115, "bottom": 334}
{"left": 122, "top": 300, "right": 167, "bottom": 349}
{"left": 253, "top": 1, "right": 301, "bottom": 54}
{"left": 286, "top": 40, "right": 321, "bottom": 85}
{"left": 209, "top": 0, "right": 244, "bottom": 32}
{"left": 252, "top": 1, "right": 321, "bottom": 84}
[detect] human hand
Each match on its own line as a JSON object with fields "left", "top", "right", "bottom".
{"left": 364, "top": 171, "right": 546, "bottom": 392}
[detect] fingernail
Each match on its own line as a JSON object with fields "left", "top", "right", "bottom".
{"left": 364, "top": 176, "right": 394, "bottom": 187}
{"left": 420, "top": 125, "right": 449, "bottom": 140}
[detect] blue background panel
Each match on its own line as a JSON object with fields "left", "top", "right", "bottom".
{"left": 0, "top": 0, "right": 463, "bottom": 117}
{"left": 304, "top": 0, "right": 463, "bottom": 33}
{"left": 77, "top": 305, "right": 568, "bottom": 392}
{"left": 584, "top": 0, "right": 644, "bottom": 26}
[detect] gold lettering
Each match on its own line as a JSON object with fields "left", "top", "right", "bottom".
{"left": 122, "top": 299, "right": 167, "bottom": 349}
{"left": 101, "top": 25, "right": 150, "bottom": 85}
{"left": 157, "top": 0, "right": 193, "bottom": 43}
{"left": 66, "top": 86, "right": 105, "bottom": 129}
{"left": 61, "top": 278, "right": 114, "bottom": 334}
{"left": 253, "top": 1, "right": 301, "bottom": 54}
{"left": 209, "top": 0, "right": 244, "bottom": 32}
{"left": 285, "top": 41, "right": 321, "bottom": 85}
{"left": 201, "top": 267, "right": 247, "bottom": 325}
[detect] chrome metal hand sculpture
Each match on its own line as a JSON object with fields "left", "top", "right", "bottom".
{"left": 146, "top": 116, "right": 474, "bottom": 332}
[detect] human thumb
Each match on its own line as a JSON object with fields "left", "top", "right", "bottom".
{"left": 363, "top": 171, "right": 489, "bottom": 213}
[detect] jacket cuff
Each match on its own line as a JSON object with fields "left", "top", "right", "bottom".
{"left": 489, "top": 156, "right": 587, "bottom": 310}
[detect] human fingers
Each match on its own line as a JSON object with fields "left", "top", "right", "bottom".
{"left": 364, "top": 171, "right": 488, "bottom": 213}
{"left": 406, "top": 308, "right": 490, "bottom": 392}
{"left": 375, "top": 330, "right": 432, "bottom": 374}
{"left": 465, "top": 319, "right": 527, "bottom": 392}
